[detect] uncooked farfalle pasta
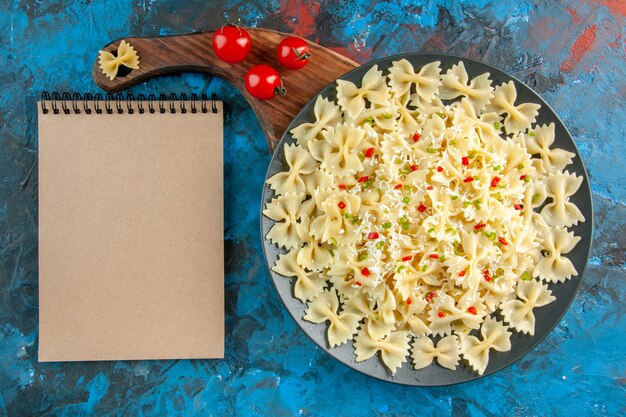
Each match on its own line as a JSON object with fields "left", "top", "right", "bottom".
{"left": 263, "top": 60, "right": 585, "bottom": 375}
{"left": 98, "top": 40, "right": 140, "bottom": 81}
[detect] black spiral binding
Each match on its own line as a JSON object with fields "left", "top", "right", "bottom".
{"left": 40, "top": 92, "right": 219, "bottom": 115}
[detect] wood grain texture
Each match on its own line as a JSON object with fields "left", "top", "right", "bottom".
{"left": 92, "top": 29, "right": 359, "bottom": 151}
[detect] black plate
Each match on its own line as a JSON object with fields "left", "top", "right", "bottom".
{"left": 260, "top": 53, "right": 593, "bottom": 386}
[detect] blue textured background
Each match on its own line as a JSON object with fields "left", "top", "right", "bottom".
{"left": 1, "top": 1, "right": 625, "bottom": 416}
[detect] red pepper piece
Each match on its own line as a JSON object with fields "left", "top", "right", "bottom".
{"left": 484, "top": 269, "right": 492, "bottom": 282}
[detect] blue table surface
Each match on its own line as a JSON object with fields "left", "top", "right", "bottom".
{"left": 1, "top": 1, "right": 624, "bottom": 416}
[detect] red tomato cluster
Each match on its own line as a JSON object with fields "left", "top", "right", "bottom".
{"left": 211, "top": 24, "right": 311, "bottom": 101}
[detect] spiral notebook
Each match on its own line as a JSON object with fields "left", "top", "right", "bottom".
{"left": 38, "top": 93, "right": 224, "bottom": 362}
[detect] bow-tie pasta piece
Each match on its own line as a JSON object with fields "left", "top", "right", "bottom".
{"left": 500, "top": 279, "right": 556, "bottom": 335}
{"left": 428, "top": 293, "right": 483, "bottom": 337}
{"left": 337, "top": 65, "right": 390, "bottom": 118}
{"left": 410, "top": 95, "right": 446, "bottom": 121}
{"left": 302, "top": 168, "right": 334, "bottom": 196}
{"left": 418, "top": 115, "right": 448, "bottom": 146}
{"left": 482, "top": 279, "right": 518, "bottom": 315}
{"left": 291, "top": 96, "right": 343, "bottom": 148}
{"left": 453, "top": 290, "right": 490, "bottom": 330}
{"left": 446, "top": 231, "right": 494, "bottom": 291}
{"left": 354, "top": 327, "right": 411, "bottom": 374}
{"left": 378, "top": 285, "right": 398, "bottom": 325}
{"left": 393, "top": 92, "right": 421, "bottom": 136}
{"left": 499, "top": 215, "right": 541, "bottom": 271}
{"left": 396, "top": 294, "right": 431, "bottom": 337}
{"left": 343, "top": 292, "right": 395, "bottom": 339}
{"left": 393, "top": 263, "right": 431, "bottom": 301}
{"left": 525, "top": 123, "right": 575, "bottom": 174}
{"left": 358, "top": 188, "right": 383, "bottom": 215}
{"left": 461, "top": 316, "right": 512, "bottom": 375}
{"left": 304, "top": 289, "right": 361, "bottom": 347}
{"left": 309, "top": 190, "right": 362, "bottom": 246}
{"left": 475, "top": 111, "right": 503, "bottom": 143}
{"left": 523, "top": 181, "right": 549, "bottom": 210}
{"left": 326, "top": 244, "right": 365, "bottom": 277}
{"left": 486, "top": 81, "right": 541, "bottom": 135}
{"left": 533, "top": 226, "right": 581, "bottom": 282}
{"left": 266, "top": 144, "right": 316, "bottom": 196}
{"left": 328, "top": 274, "right": 360, "bottom": 303}
{"left": 347, "top": 103, "right": 398, "bottom": 132}
{"left": 378, "top": 134, "right": 417, "bottom": 172}
{"left": 420, "top": 204, "right": 459, "bottom": 243}
{"left": 541, "top": 171, "right": 585, "bottom": 228}
{"left": 297, "top": 233, "right": 333, "bottom": 272}
{"left": 499, "top": 140, "right": 534, "bottom": 178}
{"left": 262, "top": 193, "right": 306, "bottom": 249}
{"left": 309, "top": 123, "right": 372, "bottom": 177}
{"left": 450, "top": 99, "right": 492, "bottom": 139}
{"left": 98, "top": 40, "right": 140, "bottom": 80}
{"left": 411, "top": 335, "right": 461, "bottom": 370}
{"left": 450, "top": 95, "right": 479, "bottom": 119}
{"left": 272, "top": 248, "right": 327, "bottom": 302}
{"left": 345, "top": 249, "right": 382, "bottom": 288}
{"left": 298, "top": 197, "right": 319, "bottom": 227}
{"left": 388, "top": 60, "right": 442, "bottom": 102}
{"left": 439, "top": 61, "right": 493, "bottom": 112}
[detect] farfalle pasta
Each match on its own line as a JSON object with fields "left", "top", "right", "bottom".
{"left": 98, "top": 40, "right": 140, "bottom": 81}
{"left": 304, "top": 289, "right": 361, "bottom": 347}
{"left": 264, "top": 59, "right": 585, "bottom": 375}
{"left": 411, "top": 335, "right": 461, "bottom": 370}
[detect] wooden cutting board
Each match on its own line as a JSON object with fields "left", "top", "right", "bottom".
{"left": 92, "top": 28, "right": 359, "bottom": 152}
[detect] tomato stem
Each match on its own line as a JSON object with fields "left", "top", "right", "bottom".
{"left": 223, "top": 18, "right": 244, "bottom": 34}
{"left": 274, "top": 85, "right": 287, "bottom": 96}
{"left": 291, "top": 47, "right": 312, "bottom": 61}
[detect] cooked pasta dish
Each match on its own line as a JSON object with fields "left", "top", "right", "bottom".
{"left": 263, "top": 60, "right": 584, "bottom": 375}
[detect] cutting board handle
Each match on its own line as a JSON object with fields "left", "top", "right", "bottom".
{"left": 92, "top": 29, "right": 359, "bottom": 151}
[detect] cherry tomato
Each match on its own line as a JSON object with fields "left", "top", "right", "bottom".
{"left": 244, "top": 65, "right": 286, "bottom": 100}
{"left": 277, "top": 37, "right": 311, "bottom": 70}
{"left": 212, "top": 24, "right": 251, "bottom": 63}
